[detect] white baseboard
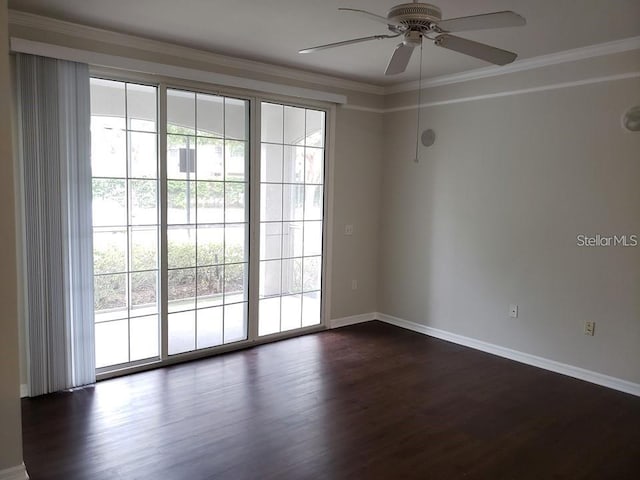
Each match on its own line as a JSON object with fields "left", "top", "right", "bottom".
{"left": 377, "top": 312, "right": 640, "bottom": 397}
{"left": 328, "top": 312, "right": 376, "bottom": 329}
{"left": 0, "top": 464, "right": 29, "bottom": 480}
{"left": 20, "top": 384, "right": 28, "bottom": 398}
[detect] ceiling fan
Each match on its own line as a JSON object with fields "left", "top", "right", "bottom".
{"left": 299, "top": 1, "right": 526, "bottom": 75}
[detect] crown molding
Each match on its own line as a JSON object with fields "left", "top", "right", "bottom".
{"left": 11, "top": 37, "right": 348, "bottom": 104}
{"left": 8, "top": 9, "right": 386, "bottom": 96}
{"left": 386, "top": 35, "right": 640, "bottom": 94}
{"left": 385, "top": 71, "right": 640, "bottom": 112}
{"left": 339, "top": 104, "right": 386, "bottom": 114}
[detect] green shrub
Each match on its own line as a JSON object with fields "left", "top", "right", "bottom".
{"left": 93, "top": 239, "right": 246, "bottom": 312}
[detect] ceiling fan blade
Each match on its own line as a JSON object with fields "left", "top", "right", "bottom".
{"left": 436, "top": 11, "right": 525, "bottom": 32}
{"left": 385, "top": 43, "right": 415, "bottom": 75}
{"left": 299, "top": 34, "right": 399, "bottom": 54}
{"left": 434, "top": 34, "right": 517, "bottom": 65}
{"left": 338, "top": 8, "right": 402, "bottom": 28}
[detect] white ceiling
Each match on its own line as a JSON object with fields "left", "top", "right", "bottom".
{"left": 9, "top": 0, "right": 640, "bottom": 86}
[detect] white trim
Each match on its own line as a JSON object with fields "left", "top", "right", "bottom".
{"left": 387, "top": 35, "right": 640, "bottom": 94}
{"left": 323, "top": 104, "right": 337, "bottom": 323}
{"left": 8, "top": 10, "right": 385, "bottom": 96}
{"left": 329, "top": 312, "right": 377, "bottom": 329}
{"left": 10, "top": 37, "right": 638, "bottom": 114}
{"left": 247, "top": 96, "right": 260, "bottom": 344}
{"left": 385, "top": 72, "right": 640, "bottom": 112}
{"left": 20, "top": 384, "right": 28, "bottom": 398}
{"left": 339, "top": 104, "right": 386, "bottom": 114}
{"left": 299, "top": 71, "right": 640, "bottom": 113}
{"left": 376, "top": 313, "right": 640, "bottom": 397}
{"left": 9, "top": 38, "right": 348, "bottom": 105}
{"left": 0, "top": 464, "right": 29, "bottom": 480}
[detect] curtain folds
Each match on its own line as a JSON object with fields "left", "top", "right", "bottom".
{"left": 17, "top": 53, "right": 95, "bottom": 396}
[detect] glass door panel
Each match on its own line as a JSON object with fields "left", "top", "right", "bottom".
{"left": 90, "top": 78, "right": 160, "bottom": 370}
{"left": 166, "top": 89, "right": 249, "bottom": 354}
{"left": 259, "top": 103, "right": 325, "bottom": 336}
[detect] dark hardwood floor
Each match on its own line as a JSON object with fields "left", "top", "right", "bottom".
{"left": 22, "top": 321, "right": 640, "bottom": 480}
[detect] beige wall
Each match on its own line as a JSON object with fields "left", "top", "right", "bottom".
{"left": 0, "top": 0, "right": 24, "bottom": 471}
{"left": 380, "top": 68, "right": 640, "bottom": 383}
{"left": 330, "top": 107, "right": 383, "bottom": 318}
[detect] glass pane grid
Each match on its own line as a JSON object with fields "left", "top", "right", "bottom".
{"left": 261, "top": 141, "right": 319, "bottom": 148}
{"left": 92, "top": 78, "right": 160, "bottom": 369}
{"left": 95, "top": 315, "right": 129, "bottom": 324}
{"left": 92, "top": 126, "right": 158, "bottom": 134}
{"left": 129, "top": 127, "right": 160, "bottom": 135}
{"left": 259, "top": 181, "right": 323, "bottom": 186}
{"left": 167, "top": 89, "right": 249, "bottom": 355}
{"left": 93, "top": 175, "right": 160, "bottom": 181}
{"left": 167, "top": 260, "right": 247, "bottom": 271}
{"left": 95, "top": 267, "right": 157, "bottom": 276}
{"left": 167, "top": 132, "right": 223, "bottom": 140}
{"left": 259, "top": 102, "right": 325, "bottom": 336}
{"left": 169, "top": 299, "right": 249, "bottom": 314}
{"left": 257, "top": 254, "right": 321, "bottom": 264}
{"left": 167, "top": 300, "right": 249, "bottom": 354}
{"left": 93, "top": 86, "right": 324, "bottom": 367}
{"left": 92, "top": 223, "right": 160, "bottom": 228}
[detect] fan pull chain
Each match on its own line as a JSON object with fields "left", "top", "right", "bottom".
{"left": 414, "top": 37, "right": 424, "bottom": 163}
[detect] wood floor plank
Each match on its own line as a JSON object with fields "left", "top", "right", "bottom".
{"left": 22, "top": 321, "right": 640, "bottom": 479}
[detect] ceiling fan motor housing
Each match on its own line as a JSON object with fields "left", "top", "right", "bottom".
{"left": 387, "top": 2, "right": 442, "bottom": 30}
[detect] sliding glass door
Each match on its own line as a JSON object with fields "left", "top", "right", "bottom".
{"left": 165, "top": 89, "right": 249, "bottom": 354}
{"left": 91, "top": 78, "right": 160, "bottom": 369}
{"left": 91, "top": 79, "right": 326, "bottom": 374}
{"left": 259, "top": 103, "right": 325, "bottom": 336}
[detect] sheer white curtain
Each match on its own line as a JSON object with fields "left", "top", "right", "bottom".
{"left": 17, "top": 53, "right": 95, "bottom": 396}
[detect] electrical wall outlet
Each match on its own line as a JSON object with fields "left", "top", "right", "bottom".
{"left": 351, "top": 279, "right": 358, "bottom": 290}
{"left": 344, "top": 224, "right": 354, "bottom": 236}
{"left": 585, "top": 322, "right": 595, "bottom": 336}
{"left": 509, "top": 304, "right": 518, "bottom": 318}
